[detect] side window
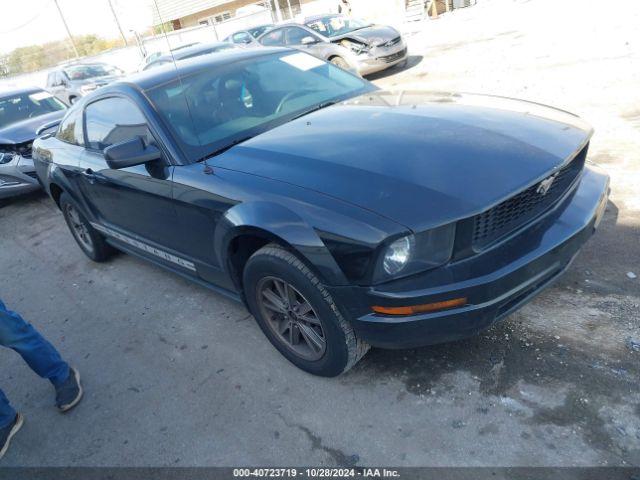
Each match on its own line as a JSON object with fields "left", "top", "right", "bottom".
{"left": 56, "top": 108, "right": 84, "bottom": 146}
{"left": 285, "top": 27, "right": 313, "bottom": 45}
{"left": 84, "top": 97, "right": 151, "bottom": 151}
{"left": 259, "top": 28, "right": 285, "bottom": 46}
{"left": 232, "top": 32, "right": 252, "bottom": 44}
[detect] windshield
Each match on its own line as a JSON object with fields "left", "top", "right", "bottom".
{"left": 305, "top": 15, "right": 371, "bottom": 37}
{"left": 248, "top": 25, "right": 273, "bottom": 38}
{"left": 64, "top": 64, "right": 119, "bottom": 81}
{"left": 0, "top": 91, "right": 66, "bottom": 128}
{"left": 146, "top": 51, "right": 374, "bottom": 162}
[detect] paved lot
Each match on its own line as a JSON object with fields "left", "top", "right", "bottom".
{"left": 1, "top": 0, "right": 639, "bottom": 467}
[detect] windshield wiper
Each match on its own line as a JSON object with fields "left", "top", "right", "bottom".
{"left": 291, "top": 101, "right": 339, "bottom": 121}
{"left": 201, "top": 135, "right": 255, "bottom": 161}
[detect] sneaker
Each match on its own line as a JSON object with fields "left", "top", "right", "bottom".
{"left": 0, "top": 413, "right": 24, "bottom": 461}
{"left": 55, "top": 367, "right": 83, "bottom": 412}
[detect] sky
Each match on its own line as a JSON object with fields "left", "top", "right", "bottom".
{"left": 0, "top": 0, "right": 154, "bottom": 54}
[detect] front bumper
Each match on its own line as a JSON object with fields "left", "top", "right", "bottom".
{"left": 354, "top": 41, "right": 408, "bottom": 76}
{"left": 328, "top": 167, "right": 610, "bottom": 349}
{"left": 0, "top": 156, "right": 40, "bottom": 199}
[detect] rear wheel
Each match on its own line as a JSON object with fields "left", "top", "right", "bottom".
{"left": 60, "top": 192, "right": 113, "bottom": 262}
{"left": 243, "top": 244, "right": 369, "bottom": 377}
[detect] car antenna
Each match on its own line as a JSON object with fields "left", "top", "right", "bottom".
{"left": 152, "top": 0, "right": 213, "bottom": 175}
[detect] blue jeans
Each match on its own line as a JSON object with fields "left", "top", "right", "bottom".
{"left": 0, "top": 299, "right": 69, "bottom": 428}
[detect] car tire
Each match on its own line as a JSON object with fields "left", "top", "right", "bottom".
{"left": 69, "top": 96, "right": 78, "bottom": 104}
{"left": 329, "top": 56, "right": 350, "bottom": 70}
{"left": 59, "top": 192, "right": 113, "bottom": 262}
{"left": 243, "top": 244, "right": 369, "bottom": 377}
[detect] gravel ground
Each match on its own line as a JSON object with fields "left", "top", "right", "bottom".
{"left": 0, "top": 0, "right": 639, "bottom": 467}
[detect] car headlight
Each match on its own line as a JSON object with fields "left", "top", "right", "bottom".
{"left": 0, "top": 152, "right": 16, "bottom": 164}
{"left": 375, "top": 224, "right": 456, "bottom": 283}
{"left": 340, "top": 39, "right": 369, "bottom": 54}
{"left": 383, "top": 236, "right": 414, "bottom": 275}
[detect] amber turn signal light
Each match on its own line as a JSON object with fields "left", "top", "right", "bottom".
{"left": 372, "top": 297, "right": 467, "bottom": 316}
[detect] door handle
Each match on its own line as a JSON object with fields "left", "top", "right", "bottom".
{"left": 81, "top": 168, "right": 96, "bottom": 184}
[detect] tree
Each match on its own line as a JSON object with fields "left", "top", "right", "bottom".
{"left": 2, "top": 34, "right": 125, "bottom": 76}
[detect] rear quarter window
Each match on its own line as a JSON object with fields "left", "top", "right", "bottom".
{"left": 56, "top": 108, "right": 84, "bottom": 146}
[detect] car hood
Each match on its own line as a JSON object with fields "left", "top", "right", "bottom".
{"left": 330, "top": 25, "right": 400, "bottom": 46}
{"left": 0, "top": 110, "right": 66, "bottom": 145}
{"left": 214, "top": 91, "right": 593, "bottom": 232}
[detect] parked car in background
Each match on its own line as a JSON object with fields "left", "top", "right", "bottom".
{"left": 304, "top": 14, "right": 408, "bottom": 75}
{"left": 33, "top": 49, "right": 609, "bottom": 377}
{"left": 0, "top": 87, "right": 66, "bottom": 199}
{"left": 224, "top": 24, "right": 274, "bottom": 47}
{"left": 257, "top": 24, "right": 358, "bottom": 72}
{"left": 143, "top": 42, "right": 237, "bottom": 71}
{"left": 137, "top": 42, "right": 201, "bottom": 71}
{"left": 46, "top": 63, "right": 124, "bottom": 104}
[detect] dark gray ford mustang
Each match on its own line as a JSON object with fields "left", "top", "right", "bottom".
{"left": 33, "top": 48, "right": 609, "bottom": 376}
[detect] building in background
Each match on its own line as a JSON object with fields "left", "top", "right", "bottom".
{"left": 151, "top": 0, "right": 410, "bottom": 30}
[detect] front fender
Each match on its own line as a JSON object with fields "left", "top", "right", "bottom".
{"left": 215, "top": 201, "right": 349, "bottom": 286}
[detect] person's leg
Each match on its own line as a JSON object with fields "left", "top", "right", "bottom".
{"left": 0, "top": 299, "right": 69, "bottom": 387}
{"left": 0, "top": 388, "right": 23, "bottom": 460}
{"left": 0, "top": 389, "right": 16, "bottom": 430}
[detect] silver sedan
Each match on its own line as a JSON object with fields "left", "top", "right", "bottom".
{"left": 257, "top": 24, "right": 359, "bottom": 73}
{"left": 304, "top": 14, "right": 408, "bottom": 76}
{"left": 0, "top": 88, "right": 66, "bottom": 199}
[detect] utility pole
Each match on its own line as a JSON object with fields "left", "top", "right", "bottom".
{"left": 53, "top": 0, "right": 80, "bottom": 58}
{"left": 271, "top": 0, "right": 283, "bottom": 22}
{"left": 107, "top": 0, "right": 128, "bottom": 46}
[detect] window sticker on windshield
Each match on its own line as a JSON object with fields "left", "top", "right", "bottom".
{"left": 29, "top": 91, "right": 53, "bottom": 101}
{"left": 280, "top": 53, "right": 325, "bottom": 71}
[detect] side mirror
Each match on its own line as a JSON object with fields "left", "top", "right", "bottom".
{"left": 104, "top": 137, "right": 161, "bottom": 169}
{"left": 301, "top": 36, "right": 318, "bottom": 45}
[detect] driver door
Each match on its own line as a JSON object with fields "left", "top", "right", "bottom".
{"left": 77, "top": 96, "right": 182, "bottom": 255}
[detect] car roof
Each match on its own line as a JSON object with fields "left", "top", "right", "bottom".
{"left": 0, "top": 86, "right": 45, "bottom": 99}
{"left": 122, "top": 47, "right": 290, "bottom": 91}
{"left": 153, "top": 41, "right": 234, "bottom": 64}
{"left": 230, "top": 23, "right": 273, "bottom": 34}
{"left": 304, "top": 13, "right": 341, "bottom": 23}
{"left": 248, "top": 23, "right": 274, "bottom": 30}
{"left": 57, "top": 62, "right": 111, "bottom": 69}
{"left": 173, "top": 42, "right": 230, "bottom": 58}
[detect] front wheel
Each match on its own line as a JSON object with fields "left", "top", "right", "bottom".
{"left": 243, "top": 244, "right": 369, "bottom": 377}
{"left": 329, "top": 56, "right": 350, "bottom": 70}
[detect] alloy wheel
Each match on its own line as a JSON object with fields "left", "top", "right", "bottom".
{"left": 256, "top": 276, "right": 326, "bottom": 361}
{"left": 65, "top": 204, "right": 94, "bottom": 253}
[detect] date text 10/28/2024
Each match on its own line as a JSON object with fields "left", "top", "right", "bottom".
{"left": 233, "top": 469, "right": 400, "bottom": 478}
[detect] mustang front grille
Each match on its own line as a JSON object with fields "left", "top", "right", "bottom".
{"left": 472, "top": 145, "right": 587, "bottom": 250}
